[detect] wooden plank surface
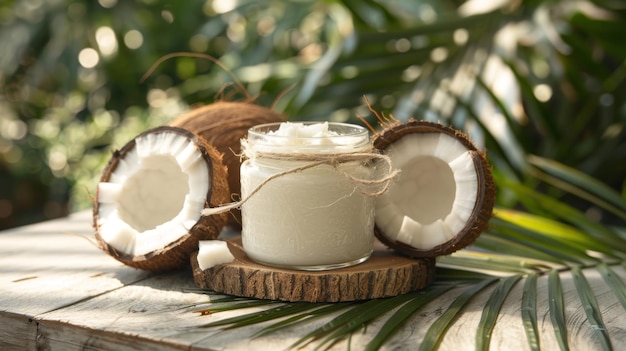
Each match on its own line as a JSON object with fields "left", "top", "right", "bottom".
{"left": 0, "top": 211, "right": 152, "bottom": 316}
{"left": 1, "top": 211, "right": 625, "bottom": 350}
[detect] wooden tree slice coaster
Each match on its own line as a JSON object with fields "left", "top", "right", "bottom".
{"left": 191, "top": 237, "right": 436, "bottom": 303}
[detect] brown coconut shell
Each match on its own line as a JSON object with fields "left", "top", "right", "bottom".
{"left": 169, "top": 101, "right": 285, "bottom": 226}
{"left": 92, "top": 126, "right": 230, "bottom": 272}
{"left": 373, "top": 119, "right": 496, "bottom": 258}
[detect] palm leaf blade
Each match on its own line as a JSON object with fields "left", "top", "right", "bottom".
{"left": 521, "top": 273, "right": 540, "bottom": 351}
{"left": 503, "top": 181, "right": 626, "bottom": 251}
{"left": 419, "top": 278, "right": 497, "bottom": 351}
{"left": 527, "top": 155, "right": 626, "bottom": 219}
{"left": 492, "top": 210, "right": 618, "bottom": 259}
{"left": 290, "top": 294, "right": 415, "bottom": 349}
{"left": 254, "top": 302, "right": 358, "bottom": 338}
{"left": 437, "top": 254, "right": 535, "bottom": 274}
{"left": 596, "top": 263, "right": 626, "bottom": 310}
{"left": 365, "top": 284, "right": 454, "bottom": 351}
{"left": 475, "top": 233, "right": 565, "bottom": 265}
{"left": 571, "top": 266, "right": 613, "bottom": 350}
{"left": 475, "top": 275, "right": 523, "bottom": 351}
{"left": 192, "top": 298, "right": 278, "bottom": 314}
{"left": 309, "top": 293, "right": 418, "bottom": 350}
{"left": 548, "top": 270, "right": 569, "bottom": 351}
{"left": 435, "top": 268, "right": 498, "bottom": 281}
{"left": 487, "top": 222, "right": 592, "bottom": 264}
{"left": 197, "top": 303, "right": 318, "bottom": 329}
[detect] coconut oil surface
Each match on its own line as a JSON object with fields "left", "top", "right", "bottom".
{"left": 240, "top": 122, "right": 375, "bottom": 270}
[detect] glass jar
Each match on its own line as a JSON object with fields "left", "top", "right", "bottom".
{"left": 240, "top": 122, "right": 375, "bottom": 270}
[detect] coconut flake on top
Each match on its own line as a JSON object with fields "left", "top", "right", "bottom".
{"left": 269, "top": 122, "right": 339, "bottom": 138}
{"left": 247, "top": 121, "right": 371, "bottom": 155}
{"left": 264, "top": 122, "right": 345, "bottom": 147}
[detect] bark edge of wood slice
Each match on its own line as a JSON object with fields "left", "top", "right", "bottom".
{"left": 190, "top": 237, "right": 436, "bottom": 302}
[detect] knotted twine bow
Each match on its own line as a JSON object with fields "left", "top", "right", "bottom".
{"left": 201, "top": 139, "right": 399, "bottom": 217}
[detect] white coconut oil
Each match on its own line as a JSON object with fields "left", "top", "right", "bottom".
{"left": 240, "top": 122, "right": 375, "bottom": 270}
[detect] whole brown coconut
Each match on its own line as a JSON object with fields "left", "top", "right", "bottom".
{"left": 93, "top": 126, "right": 230, "bottom": 271}
{"left": 372, "top": 119, "right": 496, "bottom": 258}
{"left": 169, "top": 101, "right": 285, "bottom": 225}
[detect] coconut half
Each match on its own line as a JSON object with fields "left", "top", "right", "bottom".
{"left": 93, "top": 126, "right": 230, "bottom": 271}
{"left": 373, "top": 119, "right": 495, "bottom": 258}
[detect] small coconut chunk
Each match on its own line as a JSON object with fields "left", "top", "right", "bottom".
{"left": 98, "top": 213, "right": 137, "bottom": 254}
{"left": 197, "top": 240, "right": 235, "bottom": 271}
{"left": 375, "top": 201, "right": 403, "bottom": 238}
{"left": 97, "top": 182, "right": 122, "bottom": 204}
{"left": 397, "top": 216, "right": 421, "bottom": 246}
{"left": 419, "top": 219, "right": 454, "bottom": 249}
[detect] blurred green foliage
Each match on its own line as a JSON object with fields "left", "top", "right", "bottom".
{"left": 1, "top": 0, "right": 625, "bottom": 229}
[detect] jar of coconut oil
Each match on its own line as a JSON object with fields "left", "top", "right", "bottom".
{"left": 240, "top": 122, "right": 375, "bottom": 270}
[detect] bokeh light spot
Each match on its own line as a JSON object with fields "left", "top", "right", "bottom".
{"left": 96, "top": 26, "right": 118, "bottom": 56}
{"left": 78, "top": 48, "right": 99, "bottom": 68}
{"left": 161, "top": 10, "right": 174, "bottom": 23}
{"left": 533, "top": 84, "right": 552, "bottom": 102}
{"left": 454, "top": 28, "right": 469, "bottom": 45}
{"left": 48, "top": 150, "right": 67, "bottom": 172}
{"left": 430, "top": 47, "right": 449, "bottom": 62}
{"left": 2, "top": 119, "right": 28, "bottom": 140}
{"left": 98, "top": 0, "right": 117, "bottom": 9}
{"left": 212, "top": 0, "right": 237, "bottom": 14}
{"left": 402, "top": 65, "right": 422, "bottom": 82}
{"left": 124, "top": 30, "right": 144, "bottom": 50}
{"left": 189, "top": 34, "right": 208, "bottom": 52}
{"left": 394, "top": 38, "right": 411, "bottom": 53}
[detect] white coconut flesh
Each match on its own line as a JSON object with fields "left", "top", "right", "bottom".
{"left": 96, "top": 132, "right": 209, "bottom": 256}
{"left": 375, "top": 132, "right": 479, "bottom": 250}
{"left": 197, "top": 240, "right": 235, "bottom": 271}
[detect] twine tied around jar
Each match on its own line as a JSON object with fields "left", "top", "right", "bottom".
{"left": 201, "top": 139, "right": 400, "bottom": 217}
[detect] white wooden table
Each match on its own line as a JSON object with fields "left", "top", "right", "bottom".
{"left": 1, "top": 211, "right": 624, "bottom": 350}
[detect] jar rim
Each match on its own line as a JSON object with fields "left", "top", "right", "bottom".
{"left": 246, "top": 122, "right": 371, "bottom": 153}
{"left": 249, "top": 121, "right": 368, "bottom": 137}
